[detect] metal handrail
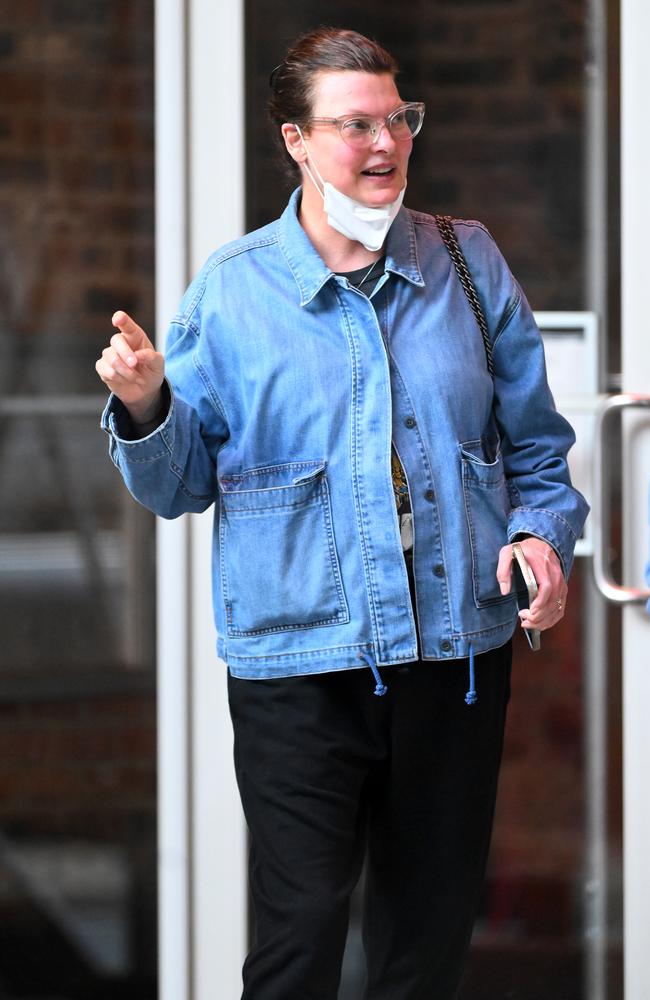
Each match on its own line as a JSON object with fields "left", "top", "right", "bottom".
{"left": 592, "top": 393, "right": 650, "bottom": 603}
{"left": 0, "top": 395, "right": 107, "bottom": 417}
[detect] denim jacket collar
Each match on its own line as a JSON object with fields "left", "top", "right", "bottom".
{"left": 278, "top": 187, "right": 425, "bottom": 307}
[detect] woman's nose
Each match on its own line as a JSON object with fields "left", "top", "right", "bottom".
{"left": 370, "top": 121, "right": 396, "bottom": 151}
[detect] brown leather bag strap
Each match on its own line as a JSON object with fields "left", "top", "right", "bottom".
{"left": 434, "top": 214, "right": 495, "bottom": 378}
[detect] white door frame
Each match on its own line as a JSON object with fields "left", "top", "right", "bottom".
{"left": 155, "top": 2, "right": 247, "bottom": 999}
{"left": 621, "top": 1, "right": 650, "bottom": 997}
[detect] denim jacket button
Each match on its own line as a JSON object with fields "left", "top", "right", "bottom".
{"left": 440, "top": 639, "right": 452, "bottom": 653}
{"left": 433, "top": 563, "right": 445, "bottom": 578}
{"left": 404, "top": 416, "right": 416, "bottom": 429}
{"left": 424, "top": 489, "right": 435, "bottom": 502}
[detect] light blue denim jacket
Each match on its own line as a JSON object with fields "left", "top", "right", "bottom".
{"left": 102, "top": 189, "right": 589, "bottom": 679}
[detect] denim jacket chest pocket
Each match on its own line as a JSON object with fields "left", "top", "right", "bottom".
{"left": 218, "top": 460, "right": 349, "bottom": 637}
{"left": 460, "top": 439, "right": 515, "bottom": 609}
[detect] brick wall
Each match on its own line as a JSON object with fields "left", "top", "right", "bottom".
{"left": 0, "top": 0, "right": 155, "bottom": 395}
{"left": 0, "top": 691, "right": 156, "bottom": 838}
{"left": 0, "top": 0, "right": 157, "bottom": 795}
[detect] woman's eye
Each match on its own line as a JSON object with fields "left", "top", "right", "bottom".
{"left": 343, "top": 118, "right": 371, "bottom": 133}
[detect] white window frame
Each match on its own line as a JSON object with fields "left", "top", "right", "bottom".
{"left": 155, "top": 2, "right": 247, "bottom": 999}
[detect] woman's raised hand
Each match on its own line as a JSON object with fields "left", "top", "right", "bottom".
{"left": 96, "top": 311, "right": 165, "bottom": 421}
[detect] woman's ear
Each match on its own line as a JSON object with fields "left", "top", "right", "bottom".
{"left": 281, "top": 123, "right": 307, "bottom": 165}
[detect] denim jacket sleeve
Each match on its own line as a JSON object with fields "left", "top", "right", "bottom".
{"left": 461, "top": 225, "right": 589, "bottom": 577}
{"left": 100, "top": 317, "right": 227, "bottom": 518}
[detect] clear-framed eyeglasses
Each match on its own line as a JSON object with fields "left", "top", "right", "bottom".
{"left": 303, "top": 102, "right": 425, "bottom": 149}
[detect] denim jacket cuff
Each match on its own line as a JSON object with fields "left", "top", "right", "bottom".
{"left": 507, "top": 507, "right": 578, "bottom": 578}
{"left": 101, "top": 380, "right": 173, "bottom": 462}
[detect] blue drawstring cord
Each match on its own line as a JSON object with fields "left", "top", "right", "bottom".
{"left": 358, "top": 651, "right": 388, "bottom": 697}
{"left": 465, "top": 642, "right": 477, "bottom": 705}
{"left": 359, "top": 647, "right": 473, "bottom": 704}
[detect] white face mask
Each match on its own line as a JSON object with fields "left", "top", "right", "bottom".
{"left": 296, "top": 127, "right": 405, "bottom": 253}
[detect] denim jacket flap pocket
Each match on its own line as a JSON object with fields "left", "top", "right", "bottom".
{"left": 219, "top": 460, "right": 349, "bottom": 636}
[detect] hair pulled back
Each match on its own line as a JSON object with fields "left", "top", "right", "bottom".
{"left": 268, "top": 27, "right": 398, "bottom": 176}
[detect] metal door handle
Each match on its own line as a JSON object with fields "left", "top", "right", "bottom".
{"left": 592, "top": 393, "right": 650, "bottom": 603}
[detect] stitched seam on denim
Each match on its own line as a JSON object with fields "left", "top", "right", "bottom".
{"left": 167, "top": 454, "right": 213, "bottom": 499}
{"left": 401, "top": 208, "right": 423, "bottom": 279}
{"left": 222, "top": 460, "right": 325, "bottom": 483}
{"left": 335, "top": 287, "right": 386, "bottom": 648}
{"left": 462, "top": 454, "right": 511, "bottom": 608}
{"left": 277, "top": 225, "right": 332, "bottom": 305}
{"left": 319, "top": 473, "right": 349, "bottom": 622}
{"left": 221, "top": 475, "right": 326, "bottom": 510}
{"left": 507, "top": 506, "right": 578, "bottom": 540}
{"left": 460, "top": 447, "right": 504, "bottom": 481}
{"left": 221, "top": 473, "right": 348, "bottom": 636}
{"left": 194, "top": 357, "right": 229, "bottom": 427}
{"left": 506, "top": 480, "right": 523, "bottom": 507}
{"left": 226, "top": 610, "right": 350, "bottom": 637}
{"left": 119, "top": 450, "right": 168, "bottom": 464}
{"left": 387, "top": 352, "right": 453, "bottom": 636}
{"left": 492, "top": 287, "right": 523, "bottom": 347}
{"left": 418, "top": 214, "right": 522, "bottom": 352}
{"left": 170, "top": 477, "right": 214, "bottom": 502}
{"left": 410, "top": 214, "right": 492, "bottom": 241}
{"left": 226, "top": 642, "right": 374, "bottom": 662}
{"left": 450, "top": 616, "right": 517, "bottom": 640}
{"left": 173, "top": 233, "right": 280, "bottom": 327}
{"left": 223, "top": 496, "right": 324, "bottom": 514}
{"left": 278, "top": 236, "right": 318, "bottom": 303}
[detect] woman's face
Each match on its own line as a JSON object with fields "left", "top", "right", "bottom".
{"left": 294, "top": 70, "right": 413, "bottom": 207}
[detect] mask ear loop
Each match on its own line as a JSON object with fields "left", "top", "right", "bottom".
{"left": 294, "top": 125, "right": 326, "bottom": 201}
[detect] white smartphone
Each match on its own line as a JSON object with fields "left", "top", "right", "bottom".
{"left": 511, "top": 543, "right": 541, "bottom": 651}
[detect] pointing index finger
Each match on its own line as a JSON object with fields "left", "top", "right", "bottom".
{"left": 112, "top": 310, "right": 144, "bottom": 339}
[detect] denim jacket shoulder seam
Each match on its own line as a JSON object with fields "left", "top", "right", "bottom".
{"left": 409, "top": 214, "right": 493, "bottom": 239}
{"left": 172, "top": 233, "right": 280, "bottom": 328}
{"left": 444, "top": 219, "right": 522, "bottom": 347}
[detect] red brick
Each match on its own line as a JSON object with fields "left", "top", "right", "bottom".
{"left": 0, "top": 70, "right": 44, "bottom": 105}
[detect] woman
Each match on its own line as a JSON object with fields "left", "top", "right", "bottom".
{"left": 97, "top": 27, "right": 588, "bottom": 1000}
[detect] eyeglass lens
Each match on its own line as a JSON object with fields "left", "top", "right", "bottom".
{"left": 340, "top": 107, "right": 423, "bottom": 145}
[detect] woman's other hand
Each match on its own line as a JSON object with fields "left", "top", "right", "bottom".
{"left": 96, "top": 311, "right": 165, "bottom": 422}
{"left": 496, "top": 537, "right": 568, "bottom": 633}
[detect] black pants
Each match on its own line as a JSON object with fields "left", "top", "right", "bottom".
{"left": 228, "top": 623, "right": 511, "bottom": 1000}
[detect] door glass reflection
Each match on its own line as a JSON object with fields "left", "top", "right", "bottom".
{"left": 0, "top": 2, "right": 157, "bottom": 995}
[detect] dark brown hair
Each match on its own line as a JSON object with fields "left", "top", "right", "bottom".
{"left": 268, "top": 27, "right": 399, "bottom": 176}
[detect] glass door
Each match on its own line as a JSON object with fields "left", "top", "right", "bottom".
{"left": 597, "top": 2, "right": 650, "bottom": 997}
{"left": 0, "top": 3, "right": 158, "bottom": 996}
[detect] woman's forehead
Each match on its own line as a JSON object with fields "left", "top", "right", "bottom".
{"left": 309, "top": 70, "right": 401, "bottom": 114}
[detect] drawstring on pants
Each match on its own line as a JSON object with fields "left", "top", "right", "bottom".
{"left": 358, "top": 651, "right": 388, "bottom": 697}
{"left": 465, "top": 642, "right": 477, "bottom": 705}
